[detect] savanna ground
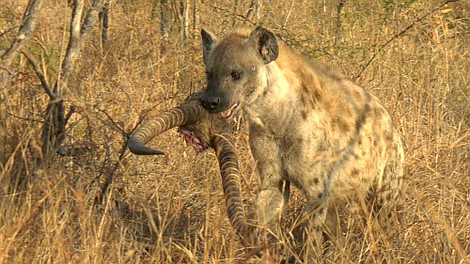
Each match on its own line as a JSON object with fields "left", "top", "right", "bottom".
{"left": 0, "top": 0, "right": 469, "bottom": 263}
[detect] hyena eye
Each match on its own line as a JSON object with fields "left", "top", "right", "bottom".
{"left": 230, "top": 71, "right": 241, "bottom": 80}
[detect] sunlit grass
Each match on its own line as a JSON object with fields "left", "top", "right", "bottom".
{"left": 0, "top": 0, "right": 468, "bottom": 263}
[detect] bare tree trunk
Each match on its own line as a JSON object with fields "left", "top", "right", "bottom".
{"left": 99, "top": 1, "right": 110, "bottom": 49}
{"left": 183, "top": 0, "right": 189, "bottom": 40}
{"left": 151, "top": 0, "right": 158, "bottom": 19}
{"left": 160, "top": 0, "right": 171, "bottom": 37}
{"left": 1, "top": 0, "right": 43, "bottom": 67}
{"left": 174, "top": 0, "right": 184, "bottom": 36}
{"left": 192, "top": 0, "right": 197, "bottom": 30}
{"left": 0, "top": 0, "right": 43, "bottom": 167}
{"left": 39, "top": 0, "right": 105, "bottom": 167}
{"left": 335, "top": 0, "right": 347, "bottom": 46}
{"left": 1, "top": 0, "right": 43, "bottom": 98}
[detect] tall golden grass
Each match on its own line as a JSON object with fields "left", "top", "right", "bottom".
{"left": 0, "top": 0, "right": 468, "bottom": 263}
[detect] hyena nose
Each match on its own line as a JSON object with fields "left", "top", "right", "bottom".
{"left": 201, "top": 95, "right": 221, "bottom": 112}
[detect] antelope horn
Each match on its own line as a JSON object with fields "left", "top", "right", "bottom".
{"left": 212, "top": 134, "right": 256, "bottom": 246}
{"left": 128, "top": 100, "right": 204, "bottom": 155}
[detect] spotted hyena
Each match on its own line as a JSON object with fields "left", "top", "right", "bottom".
{"left": 199, "top": 27, "right": 404, "bottom": 254}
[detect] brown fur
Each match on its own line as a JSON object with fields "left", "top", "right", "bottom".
{"left": 200, "top": 27, "right": 404, "bottom": 256}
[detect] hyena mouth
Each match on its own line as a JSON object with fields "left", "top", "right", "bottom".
{"left": 177, "top": 127, "right": 209, "bottom": 153}
{"left": 220, "top": 102, "right": 239, "bottom": 118}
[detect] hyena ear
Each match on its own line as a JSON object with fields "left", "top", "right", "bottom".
{"left": 201, "top": 28, "right": 218, "bottom": 65}
{"left": 249, "top": 26, "right": 279, "bottom": 64}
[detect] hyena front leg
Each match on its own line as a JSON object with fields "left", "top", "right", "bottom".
{"left": 302, "top": 205, "right": 346, "bottom": 260}
{"left": 299, "top": 173, "right": 333, "bottom": 257}
{"left": 304, "top": 200, "right": 328, "bottom": 257}
{"left": 256, "top": 180, "right": 289, "bottom": 227}
{"left": 324, "top": 204, "right": 345, "bottom": 247}
{"left": 250, "top": 134, "right": 289, "bottom": 229}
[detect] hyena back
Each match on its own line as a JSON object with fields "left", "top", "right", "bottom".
{"left": 200, "top": 27, "right": 404, "bottom": 252}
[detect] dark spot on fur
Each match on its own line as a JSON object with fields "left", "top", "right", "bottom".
{"left": 317, "top": 192, "right": 323, "bottom": 199}
{"left": 333, "top": 117, "right": 351, "bottom": 133}
{"left": 353, "top": 90, "right": 363, "bottom": 102}
{"left": 300, "top": 84, "right": 321, "bottom": 107}
{"left": 352, "top": 152, "right": 360, "bottom": 160}
{"left": 374, "top": 107, "right": 383, "bottom": 120}
{"left": 300, "top": 94, "right": 307, "bottom": 105}
{"left": 373, "top": 139, "right": 379, "bottom": 147}
{"left": 351, "top": 168, "right": 359, "bottom": 177}
{"left": 355, "top": 104, "right": 371, "bottom": 132}
{"left": 313, "top": 89, "right": 322, "bottom": 102}
{"left": 346, "top": 106, "right": 355, "bottom": 118}
{"left": 301, "top": 109, "right": 309, "bottom": 120}
{"left": 318, "top": 207, "right": 324, "bottom": 214}
{"left": 301, "top": 84, "right": 309, "bottom": 97}
{"left": 312, "top": 178, "right": 319, "bottom": 185}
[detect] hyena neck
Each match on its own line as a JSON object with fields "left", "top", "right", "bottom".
{"left": 243, "top": 62, "right": 297, "bottom": 135}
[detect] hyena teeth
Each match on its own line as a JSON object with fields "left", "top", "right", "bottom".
{"left": 220, "top": 103, "right": 238, "bottom": 118}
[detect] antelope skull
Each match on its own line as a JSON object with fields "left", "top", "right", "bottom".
{"left": 128, "top": 92, "right": 256, "bottom": 246}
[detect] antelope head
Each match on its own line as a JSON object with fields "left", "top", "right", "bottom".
{"left": 128, "top": 92, "right": 256, "bottom": 246}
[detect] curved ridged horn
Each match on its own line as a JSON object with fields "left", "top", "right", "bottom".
{"left": 128, "top": 100, "right": 204, "bottom": 155}
{"left": 212, "top": 135, "right": 256, "bottom": 246}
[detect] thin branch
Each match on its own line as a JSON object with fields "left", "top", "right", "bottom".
{"left": 245, "top": 0, "right": 258, "bottom": 22}
{"left": 0, "top": 26, "right": 17, "bottom": 40}
{"left": 96, "top": 138, "right": 128, "bottom": 205}
{"left": 0, "top": 67, "right": 15, "bottom": 77}
{"left": 206, "top": 3, "right": 256, "bottom": 26}
{"left": 21, "top": 50, "right": 54, "bottom": 99}
{"left": 94, "top": 105, "right": 126, "bottom": 135}
{"left": 231, "top": 0, "right": 239, "bottom": 27}
{"left": 7, "top": 111, "right": 44, "bottom": 123}
{"left": 282, "top": 0, "right": 295, "bottom": 29}
{"left": 354, "top": 0, "right": 461, "bottom": 79}
{"left": 64, "top": 105, "right": 77, "bottom": 125}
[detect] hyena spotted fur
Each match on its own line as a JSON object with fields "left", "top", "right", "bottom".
{"left": 199, "top": 27, "right": 404, "bottom": 253}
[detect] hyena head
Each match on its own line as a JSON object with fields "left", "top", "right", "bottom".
{"left": 200, "top": 27, "right": 279, "bottom": 117}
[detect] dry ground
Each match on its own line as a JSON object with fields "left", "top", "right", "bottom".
{"left": 0, "top": 0, "right": 469, "bottom": 263}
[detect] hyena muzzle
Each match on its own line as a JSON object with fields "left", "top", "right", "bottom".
{"left": 199, "top": 27, "right": 404, "bottom": 254}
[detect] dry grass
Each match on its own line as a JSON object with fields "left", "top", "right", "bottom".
{"left": 1, "top": 0, "right": 469, "bottom": 263}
